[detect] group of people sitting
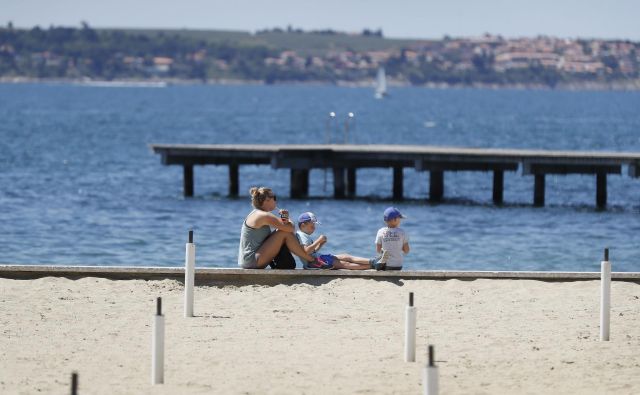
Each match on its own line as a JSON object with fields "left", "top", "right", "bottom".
{"left": 237, "top": 186, "right": 410, "bottom": 271}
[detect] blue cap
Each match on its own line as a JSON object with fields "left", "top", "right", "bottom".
{"left": 298, "top": 212, "right": 321, "bottom": 225}
{"left": 383, "top": 207, "right": 406, "bottom": 221}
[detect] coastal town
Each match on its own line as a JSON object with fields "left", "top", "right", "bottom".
{"left": 1, "top": 24, "right": 639, "bottom": 88}
{"left": 263, "top": 35, "right": 635, "bottom": 76}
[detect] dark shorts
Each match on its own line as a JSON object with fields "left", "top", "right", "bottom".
{"left": 305, "top": 254, "right": 335, "bottom": 269}
{"left": 318, "top": 254, "right": 336, "bottom": 266}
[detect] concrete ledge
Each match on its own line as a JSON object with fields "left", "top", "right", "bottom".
{"left": 1, "top": 265, "right": 639, "bottom": 284}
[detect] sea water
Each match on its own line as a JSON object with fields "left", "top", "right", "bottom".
{"left": 0, "top": 83, "right": 638, "bottom": 271}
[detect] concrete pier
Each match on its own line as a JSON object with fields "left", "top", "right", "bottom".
{"left": 183, "top": 165, "right": 194, "bottom": 197}
{"left": 290, "top": 169, "right": 309, "bottom": 199}
{"left": 393, "top": 166, "right": 403, "bottom": 200}
{"left": 493, "top": 170, "right": 504, "bottom": 205}
{"left": 229, "top": 164, "right": 239, "bottom": 197}
{"left": 2, "top": 265, "right": 639, "bottom": 283}
{"left": 151, "top": 144, "right": 640, "bottom": 209}
{"left": 333, "top": 167, "right": 346, "bottom": 199}
{"left": 347, "top": 168, "right": 356, "bottom": 198}
{"left": 534, "top": 174, "right": 545, "bottom": 207}
{"left": 597, "top": 172, "right": 607, "bottom": 208}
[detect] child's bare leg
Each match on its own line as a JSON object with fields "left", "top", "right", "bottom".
{"left": 333, "top": 259, "right": 371, "bottom": 270}
{"left": 335, "top": 253, "right": 372, "bottom": 265}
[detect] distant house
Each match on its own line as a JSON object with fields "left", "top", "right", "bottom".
{"left": 618, "top": 59, "right": 635, "bottom": 74}
{"left": 191, "top": 50, "right": 207, "bottom": 62}
{"left": 123, "top": 56, "right": 144, "bottom": 70}
{"left": 494, "top": 52, "right": 560, "bottom": 71}
{"left": 310, "top": 56, "right": 324, "bottom": 67}
{"left": 560, "top": 58, "right": 605, "bottom": 73}
{"left": 152, "top": 57, "right": 174, "bottom": 73}
{"left": 366, "top": 50, "right": 393, "bottom": 65}
{"left": 213, "top": 59, "right": 229, "bottom": 71}
{"left": 0, "top": 44, "right": 15, "bottom": 54}
{"left": 403, "top": 50, "right": 419, "bottom": 64}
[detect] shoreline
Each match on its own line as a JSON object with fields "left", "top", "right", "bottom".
{"left": 2, "top": 76, "right": 640, "bottom": 91}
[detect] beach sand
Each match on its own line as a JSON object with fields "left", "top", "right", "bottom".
{"left": 1, "top": 276, "right": 639, "bottom": 394}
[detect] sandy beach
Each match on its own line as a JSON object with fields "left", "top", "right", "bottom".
{"left": 1, "top": 275, "right": 639, "bottom": 394}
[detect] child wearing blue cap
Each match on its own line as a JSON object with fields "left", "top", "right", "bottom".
{"left": 296, "top": 212, "right": 387, "bottom": 270}
{"left": 375, "top": 207, "right": 410, "bottom": 270}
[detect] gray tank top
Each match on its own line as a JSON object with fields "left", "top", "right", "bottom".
{"left": 238, "top": 210, "right": 271, "bottom": 268}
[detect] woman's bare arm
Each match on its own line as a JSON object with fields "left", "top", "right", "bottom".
{"left": 256, "top": 211, "right": 295, "bottom": 233}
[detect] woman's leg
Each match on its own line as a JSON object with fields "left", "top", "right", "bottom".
{"left": 282, "top": 232, "right": 315, "bottom": 262}
{"left": 256, "top": 231, "right": 313, "bottom": 267}
{"left": 254, "top": 231, "right": 288, "bottom": 268}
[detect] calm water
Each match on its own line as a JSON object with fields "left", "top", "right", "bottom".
{"left": 1, "top": 83, "right": 639, "bottom": 271}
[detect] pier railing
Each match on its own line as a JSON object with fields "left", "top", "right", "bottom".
{"left": 150, "top": 144, "right": 640, "bottom": 209}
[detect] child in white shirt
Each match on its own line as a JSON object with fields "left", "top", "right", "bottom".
{"left": 375, "top": 207, "right": 410, "bottom": 270}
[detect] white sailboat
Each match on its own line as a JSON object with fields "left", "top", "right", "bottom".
{"left": 374, "top": 67, "right": 388, "bottom": 99}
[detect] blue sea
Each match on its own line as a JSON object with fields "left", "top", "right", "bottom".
{"left": 1, "top": 83, "right": 639, "bottom": 271}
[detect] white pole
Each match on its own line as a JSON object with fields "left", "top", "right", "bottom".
{"left": 405, "top": 292, "right": 417, "bottom": 362}
{"left": 185, "top": 230, "right": 195, "bottom": 318}
{"left": 152, "top": 297, "right": 164, "bottom": 384}
{"left": 600, "top": 248, "right": 611, "bottom": 341}
{"left": 423, "top": 345, "right": 439, "bottom": 395}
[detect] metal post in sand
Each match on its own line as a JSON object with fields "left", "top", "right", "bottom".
{"left": 152, "top": 297, "right": 164, "bottom": 384}
{"left": 422, "top": 345, "right": 438, "bottom": 395}
{"left": 70, "top": 372, "right": 78, "bottom": 395}
{"left": 405, "top": 292, "right": 417, "bottom": 362}
{"left": 600, "top": 248, "right": 611, "bottom": 341}
{"left": 185, "top": 229, "right": 195, "bottom": 317}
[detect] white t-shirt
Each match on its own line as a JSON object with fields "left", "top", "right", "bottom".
{"left": 375, "top": 227, "right": 409, "bottom": 268}
{"left": 295, "top": 230, "right": 318, "bottom": 268}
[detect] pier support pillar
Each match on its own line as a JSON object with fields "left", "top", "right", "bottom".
{"left": 346, "top": 168, "right": 356, "bottom": 198}
{"left": 229, "top": 164, "right": 239, "bottom": 197}
{"left": 333, "top": 168, "right": 346, "bottom": 199}
{"left": 534, "top": 174, "right": 545, "bottom": 207}
{"left": 493, "top": 170, "right": 504, "bottom": 205}
{"left": 596, "top": 173, "right": 607, "bottom": 209}
{"left": 183, "top": 165, "right": 194, "bottom": 197}
{"left": 429, "top": 171, "right": 444, "bottom": 202}
{"left": 290, "top": 169, "right": 309, "bottom": 199}
{"left": 393, "top": 167, "right": 403, "bottom": 200}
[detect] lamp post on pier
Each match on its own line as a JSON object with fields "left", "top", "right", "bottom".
{"left": 343, "top": 112, "right": 356, "bottom": 197}
{"left": 325, "top": 111, "right": 336, "bottom": 144}
{"left": 324, "top": 112, "right": 337, "bottom": 192}
{"left": 344, "top": 112, "right": 355, "bottom": 143}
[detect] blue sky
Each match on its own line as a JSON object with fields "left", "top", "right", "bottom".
{"left": 4, "top": 0, "right": 640, "bottom": 40}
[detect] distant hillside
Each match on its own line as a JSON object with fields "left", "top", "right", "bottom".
{"left": 111, "top": 27, "right": 423, "bottom": 56}
{"left": 1, "top": 24, "right": 638, "bottom": 88}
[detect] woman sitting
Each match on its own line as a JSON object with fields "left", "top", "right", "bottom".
{"left": 238, "top": 186, "right": 318, "bottom": 269}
